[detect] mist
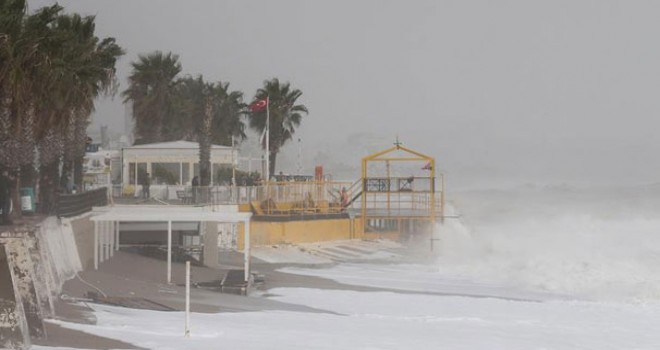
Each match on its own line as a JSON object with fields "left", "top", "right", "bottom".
{"left": 29, "top": 0, "right": 660, "bottom": 188}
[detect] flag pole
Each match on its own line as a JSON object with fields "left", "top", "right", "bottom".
{"left": 265, "top": 95, "right": 270, "bottom": 183}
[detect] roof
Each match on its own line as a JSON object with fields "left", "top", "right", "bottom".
{"left": 362, "top": 144, "right": 433, "bottom": 162}
{"left": 123, "top": 140, "right": 232, "bottom": 150}
{"left": 90, "top": 205, "right": 252, "bottom": 223}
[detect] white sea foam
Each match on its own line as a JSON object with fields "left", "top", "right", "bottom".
{"left": 436, "top": 186, "right": 660, "bottom": 301}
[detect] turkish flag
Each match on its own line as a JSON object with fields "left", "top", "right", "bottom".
{"left": 249, "top": 98, "right": 268, "bottom": 112}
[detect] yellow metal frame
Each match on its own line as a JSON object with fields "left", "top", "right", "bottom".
{"left": 361, "top": 144, "right": 443, "bottom": 232}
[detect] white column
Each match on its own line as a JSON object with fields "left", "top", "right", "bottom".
{"left": 99, "top": 221, "right": 108, "bottom": 262}
{"left": 94, "top": 221, "right": 99, "bottom": 270}
{"left": 244, "top": 220, "right": 250, "bottom": 282}
{"left": 122, "top": 156, "right": 129, "bottom": 193}
{"left": 210, "top": 162, "right": 214, "bottom": 186}
{"left": 167, "top": 220, "right": 172, "bottom": 284}
{"left": 185, "top": 260, "right": 191, "bottom": 337}
{"left": 188, "top": 162, "right": 194, "bottom": 181}
{"left": 134, "top": 160, "right": 139, "bottom": 198}
{"left": 179, "top": 162, "right": 183, "bottom": 185}
{"left": 115, "top": 221, "right": 120, "bottom": 251}
{"left": 98, "top": 222, "right": 103, "bottom": 263}
{"left": 104, "top": 221, "right": 110, "bottom": 260}
{"left": 109, "top": 221, "right": 114, "bottom": 257}
{"left": 100, "top": 221, "right": 106, "bottom": 263}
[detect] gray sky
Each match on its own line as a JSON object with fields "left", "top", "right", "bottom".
{"left": 30, "top": 0, "right": 660, "bottom": 188}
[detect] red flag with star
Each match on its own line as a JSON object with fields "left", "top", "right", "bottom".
{"left": 249, "top": 98, "right": 268, "bottom": 112}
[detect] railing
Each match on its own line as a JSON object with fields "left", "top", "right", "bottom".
{"left": 363, "top": 177, "right": 434, "bottom": 192}
{"left": 112, "top": 181, "right": 353, "bottom": 207}
{"left": 109, "top": 179, "right": 442, "bottom": 220}
{"left": 359, "top": 191, "right": 442, "bottom": 218}
{"left": 57, "top": 187, "right": 108, "bottom": 218}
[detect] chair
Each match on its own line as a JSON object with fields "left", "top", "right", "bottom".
{"left": 177, "top": 190, "right": 192, "bottom": 204}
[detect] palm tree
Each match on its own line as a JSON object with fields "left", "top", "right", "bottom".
{"left": 49, "top": 13, "right": 123, "bottom": 190}
{"left": 0, "top": 2, "right": 122, "bottom": 216}
{"left": 211, "top": 83, "right": 247, "bottom": 147}
{"left": 0, "top": 1, "right": 63, "bottom": 217}
{"left": 200, "top": 81, "right": 246, "bottom": 186}
{"left": 177, "top": 76, "right": 246, "bottom": 187}
{"left": 248, "top": 78, "right": 308, "bottom": 177}
{"left": 122, "top": 51, "right": 181, "bottom": 144}
{"left": 173, "top": 75, "right": 206, "bottom": 141}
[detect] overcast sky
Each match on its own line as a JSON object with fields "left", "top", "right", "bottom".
{"left": 30, "top": 0, "right": 660, "bottom": 188}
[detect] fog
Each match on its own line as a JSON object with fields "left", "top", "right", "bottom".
{"left": 30, "top": 0, "right": 660, "bottom": 188}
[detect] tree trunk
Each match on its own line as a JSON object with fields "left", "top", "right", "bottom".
{"left": 39, "top": 162, "right": 59, "bottom": 214}
{"left": 9, "top": 170, "right": 20, "bottom": 221}
{"left": 60, "top": 161, "right": 72, "bottom": 192}
{"left": 74, "top": 157, "right": 83, "bottom": 191}
{"left": 199, "top": 97, "right": 213, "bottom": 187}
{"left": 20, "top": 164, "right": 36, "bottom": 188}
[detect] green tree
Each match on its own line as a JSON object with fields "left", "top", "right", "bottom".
{"left": 175, "top": 76, "right": 246, "bottom": 186}
{"left": 199, "top": 81, "right": 246, "bottom": 186}
{"left": 49, "top": 13, "right": 123, "bottom": 190}
{"left": 0, "top": 1, "right": 60, "bottom": 217}
{"left": 174, "top": 75, "right": 206, "bottom": 141}
{"left": 0, "top": 1, "right": 122, "bottom": 216}
{"left": 248, "top": 78, "right": 308, "bottom": 177}
{"left": 122, "top": 51, "right": 181, "bottom": 144}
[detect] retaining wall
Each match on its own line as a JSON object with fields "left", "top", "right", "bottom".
{"left": 0, "top": 217, "right": 84, "bottom": 349}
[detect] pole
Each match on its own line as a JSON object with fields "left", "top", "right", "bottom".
{"left": 93, "top": 221, "right": 98, "bottom": 270}
{"left": 115, "top": 221, "right": 119, "bottom": 251}
{"left": 105, "top": 221, "right": 111, "bottom": 260}
{"left": 297, "top": 138, "right": 302, "bottom": 174}
{"left": 231, "top": 136, "right": 236, "bottom": 188}
{"left": 167, "top": 220, "right": 172, "bottom": 284}
{"left": 134, "top": 158, "right": 138, "bottom": 195}
{"left": 185, "top": 260, "right": 190, "bottom": 337}
{"left": 101, "top": 221, "right": 110, "bottom": 261}
{"left": 109, "top": 221, "right": 114, "bottom": 257}
{"left": 265, "top": 96, "right": 270, "bottom": 183}
{"left": 99, "top": 222, "right": 105, "bottom": 263}
{"left": 244, "top": 220, "right": 250, "bottom": 282}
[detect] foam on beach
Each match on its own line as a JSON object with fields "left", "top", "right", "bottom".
{"left": 435, "top": 187, "right": 660, "bottom": 301}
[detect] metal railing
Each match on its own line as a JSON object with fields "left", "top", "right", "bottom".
{"left": 57, "top": 187, "right": 108, "bottom": 217}
{"left": 360, "top": 191, "right": 443, "bottom": 218}
{"left": 112, "top": 181, "right": 354, "bottom": 207}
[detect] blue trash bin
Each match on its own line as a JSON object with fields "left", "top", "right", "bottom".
{"left": 19, "top": 187, "right": 35, "bottom": 213}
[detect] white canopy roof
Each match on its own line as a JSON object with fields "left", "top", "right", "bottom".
{"left": 90, "top": 205, "right": 251, "bottom": 223}
{"left": 124, "top": 140, "right": 231, "bottom": 150}
{"left": 122, "top": 141, "right": 236, "bottom": 164}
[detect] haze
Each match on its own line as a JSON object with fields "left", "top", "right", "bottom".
{"left": 29, "top": 0, "right": 660, "bottom": 188}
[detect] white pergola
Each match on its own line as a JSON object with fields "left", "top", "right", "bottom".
{"left": 89, "top": 206, "right": 252, "bottom": 282}
{"left": 121, "top": 140, "right": 237, "bottom": 187}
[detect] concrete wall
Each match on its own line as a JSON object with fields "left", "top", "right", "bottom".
{"left": 233, "top": 217, "right": 407, "bottom": 250}
{"left": 202, "top": 222, "right": 219, "bottom": 268}
{"left": 4, "top": 238, "right": 45, "bottom": 340}
{"left": 68, "top": 215, "right": 94, "bottom": 271}
{"left": 1, "top": 218, "right": 85, "bottom": 349}
{"left": 119, "top": 230, "right": 183, "bottom": 245}
{"left": 237, "top": 218, "right": 367, "bottom": 250}
{"left": 0, "top": 244, "right": 30, "bottom": 350}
